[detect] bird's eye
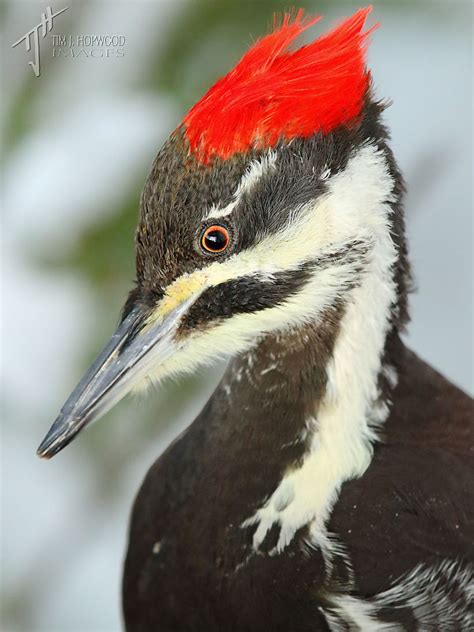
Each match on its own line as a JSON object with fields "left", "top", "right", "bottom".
{"left": 201, "top": 225, "right": 230, "bottom": 254}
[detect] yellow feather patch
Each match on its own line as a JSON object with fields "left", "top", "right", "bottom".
{"left": 146, "top": 271, "right": 207, "bottom": 326}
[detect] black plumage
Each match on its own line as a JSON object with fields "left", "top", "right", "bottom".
{"left": 122, "top": 344, "right": 473, "bottom": 631}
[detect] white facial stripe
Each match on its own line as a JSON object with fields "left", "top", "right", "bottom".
{"left": 142, "top": 256, "right": 361, "bottom": 387}
{"left": 162, "top": 141, "right": 394, "bottom": 323}
{"left": 205, "top": 199, "right": 237, "bottom": 220}
{"left": 204, "top": 150, "right": 277, "bottom": 221}
{"left": 136, "top": 142, "right": 395, "bottom": 415}
{"left": 157, "top": 142, "right": 391, "bottom": 325}
{"left": 156, "top": 197, "right": 344, "bottom": 322}
{"left": 234, "top": 150, "right": 277, "bottom": 198}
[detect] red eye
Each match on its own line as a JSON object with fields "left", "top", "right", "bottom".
{"left": 201, "top": 225, "right": 230, "bottom": 254}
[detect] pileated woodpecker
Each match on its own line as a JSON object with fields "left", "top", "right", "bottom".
{"left": 38, "top": 8, "right": 473, "bottom": 631}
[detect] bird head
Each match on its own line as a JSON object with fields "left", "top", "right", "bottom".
{"left": 38, "top": 7, "right": 407, "bottom": 458}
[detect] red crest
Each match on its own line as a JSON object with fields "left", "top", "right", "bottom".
{"left": 183, "top": 7, "right": 375, "bottom": 164}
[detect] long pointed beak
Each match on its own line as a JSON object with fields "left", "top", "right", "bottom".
{"left": 37, "top": 297, "right": 193, "bottom": 459}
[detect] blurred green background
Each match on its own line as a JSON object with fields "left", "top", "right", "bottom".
{"left": 1, "top": 0, "right": 472, "bottom": 630}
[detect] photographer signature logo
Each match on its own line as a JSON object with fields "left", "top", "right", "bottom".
{"left": 12, "top": 6, "right": 68, "bottom": 77}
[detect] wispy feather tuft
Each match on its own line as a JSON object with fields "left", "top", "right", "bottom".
{"left": 183, "top": 7, "right": 376, "bottom": 164}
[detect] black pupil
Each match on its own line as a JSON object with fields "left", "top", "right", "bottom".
{"left": 204, "top": 229, "right": 227, "bottom": 251}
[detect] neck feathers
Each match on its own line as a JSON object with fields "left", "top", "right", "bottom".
{"left": 234, "top": 136, "right": 409, "bottom": 556}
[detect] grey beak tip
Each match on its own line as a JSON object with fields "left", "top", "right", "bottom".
{"left": 36, "top": 445, "right": 53, "bottom": 460}
{"left": 36, "top": 429, "right": 62, "bottom": 459}
{"left": 36, "top": 440, "right": 56, "bottom": 459}
{"left": 36, "top": 414, "right": 79, "bottom": 459}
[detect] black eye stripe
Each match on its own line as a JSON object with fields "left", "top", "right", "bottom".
{"left": 179, "top": 265, "right": 313, "bottom": 333}
{"left": 178, "top": 241, "right": 368, "bottom": 334}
